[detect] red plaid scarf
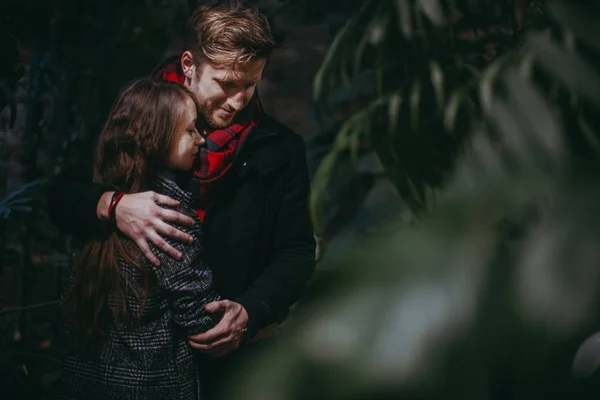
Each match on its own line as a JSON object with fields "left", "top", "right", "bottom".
{"left": 158, "top": 58, "right": 262, "bottom": 222}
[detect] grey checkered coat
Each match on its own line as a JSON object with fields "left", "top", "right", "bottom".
{"left": 61, "top": 177, "right": 221, "bottom": 400}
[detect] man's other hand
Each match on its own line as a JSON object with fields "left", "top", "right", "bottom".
{"left": 188, "top": 300, "right": 249, "bottom": 357}
{"left": 101, "top": 191, "right": 195, "bottom": 265}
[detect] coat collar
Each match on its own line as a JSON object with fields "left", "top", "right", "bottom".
{"left": 152, "top": 174, "right": 193, "bottom": 206}
{"left": 237, "top": 115, "right": 288, "bottom": 177}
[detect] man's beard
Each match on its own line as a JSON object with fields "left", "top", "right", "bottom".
{"left": 199, "top": 100, "right": 233, "bottom": 130}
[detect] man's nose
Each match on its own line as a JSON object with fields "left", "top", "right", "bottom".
{"left": 227, "top": 92, "right": 245, "bottom": 112}
{"left": 195, "top": 130, "right": 205, "bottom": 146}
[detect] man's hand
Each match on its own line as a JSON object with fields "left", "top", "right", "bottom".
{"left": 188, "top": 300, "right": 249, "bottom": 358}
{"left": 97, "top": 191, "right": 195, "bottom": 266}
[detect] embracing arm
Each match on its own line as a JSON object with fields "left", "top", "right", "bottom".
{"left": 236, "top": 134, "right": 317, "bottom": 337}
{"left": 47, "top": 145, "right": 195, "bottom": 264}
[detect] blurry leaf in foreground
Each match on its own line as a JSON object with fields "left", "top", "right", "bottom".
{"left": 547, "top": 1, "right": 600, "bottom": 52}
{"left": 417, "top": 0, "right": 443, "bottom": 25}
{"left": 516, "top": 183, "right": 600, "bottom": 336}
{"left": 227, "top": 163, "right": 568, "bottom": 399}
{"left": 504, "top": 70, "right": 563, "bottom": 163}
{"left": 527, "top": 32, "right": 600, "bottom": 107}
{"left": 572, "top": 331, "right": 600, "bottom": 378}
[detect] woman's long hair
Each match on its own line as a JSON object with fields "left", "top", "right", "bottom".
{"left": 63, "top": 78, "right": 199, "bottom": 343}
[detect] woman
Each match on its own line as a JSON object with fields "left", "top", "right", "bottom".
{"left": 61, "top": 78, "right": 220, "bottom": 400}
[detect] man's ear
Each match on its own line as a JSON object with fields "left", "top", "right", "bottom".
{"left": 181, "top": 51, "right": 196, "bottom": 79}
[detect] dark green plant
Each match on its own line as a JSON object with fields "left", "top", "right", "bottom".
{"left": 0, "top": 1, "right": 192, "bottom": 397}
{"left": 307, "top": 0, "right": 550, "bottom": 232}
{"left": 0, "top": 180, "right": 46, "bottom": 218}
{"left": 226, "top": 1, "right": 600, "bottom": 399}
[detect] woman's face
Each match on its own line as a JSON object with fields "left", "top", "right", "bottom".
{"left": 166, "top": 97, "right": 204, "bottom": 171}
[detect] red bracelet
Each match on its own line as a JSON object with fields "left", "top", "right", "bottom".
{"left": 108, "top": 191, "right": 125, "bottom": 223}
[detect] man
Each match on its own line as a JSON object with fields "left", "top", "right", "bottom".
{"left": 48, "top": 0, "right": 315, "bottom": 395}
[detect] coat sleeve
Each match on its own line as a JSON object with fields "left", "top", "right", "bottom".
{"left": 151, "top": 220, "right": 222, "bottom": 336}
{"left": 47, "top": 142, "right": 115, "bottom": 237}
{"left": 236, "top": 133, "right": 316, "bottom": 337}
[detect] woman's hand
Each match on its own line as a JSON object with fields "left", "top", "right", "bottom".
{"left": 98, "top": 191, "right": 195, "bottom": 265}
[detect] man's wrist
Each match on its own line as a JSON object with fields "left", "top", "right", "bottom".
{"left": 236, "top": 296, "right": 272, "bottom": 339}
{"left": 97, "top": 191, "right": 115, "bottom": 220}
{"left": 240, "top": 304, "right": 249, "bottom": 328}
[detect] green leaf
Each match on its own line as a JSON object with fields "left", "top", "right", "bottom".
{"left": 548, "top": 1, "right": 600, "bottom": 52}
{"left": 311, "top": 99, "right": 385, "bottom": 227}
{"left": 313, "top": 7, "right": 355, "bottom": 103}
{"left": 577, "top": 116, "right": 600, "bottom": 155}
{"left": 388, "top": 92, "right": 403, "bottom": 136}
{"left": 353, "top": 30, "right": 371, "bottom": 77}
{"left": 518, "top": 52, "right": 535, "bottom": 80}
{"left": 311, "top": 150, "right": 340, "bottom": 229}
{"left": 396, "top": 0, "right": 413, "bottom": 38}
{"left": 313, "top": 0, "right": 376, "bottom": 105}
{"left": 410, "top": 81, "right": 422, "bottom": 131}
{"left": 504, "top": 70, "right": 563, "bottom": 162}
{"left": 527, "top": 32, "right": 600, "bottom": 107}
{"left": 417, "top": 0, "right": 443, "bottom": 25}
{"left": 430, "top": 61, "right": 445, "bottom": 109}
{"left": 9, "top": 206, "right": 33, "bottom": 212}
{"left": 469, "top": 130, "right": 509, "bottom": 184}
{"left": 478, "top": 58, "right": 504, "bottom": 113}
{"left": 443, "top": 89, "right": 465, "bottom": 132}
{"left": 368, "top": 15, "right": 388, "bottom": 45}
{"left": 486, "top": 99, "right": 529, "bottom": 163}
{"left": 5, "top": 197, "right": 34, "bottom": 205}
{"left": 404, "top": 174, "right": 427, "bottom": 211}
{"left": 0, "top": 179, "right": 46, "bottom": 219}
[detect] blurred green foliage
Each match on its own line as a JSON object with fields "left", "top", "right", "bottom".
{"left": 228, "top": 1, "right": 600, "bottom": 399}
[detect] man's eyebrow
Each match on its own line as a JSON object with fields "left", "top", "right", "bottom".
{"left": 215, "top": 77, "right": 257, "bottom": 84}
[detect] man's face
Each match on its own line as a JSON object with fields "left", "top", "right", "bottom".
{"left": 187, "top": 58, "right": 266, "bottom": 130}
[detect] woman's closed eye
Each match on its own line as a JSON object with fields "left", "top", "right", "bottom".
{"left": 187, "top": 120, "right": 197, "bottom": 135}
